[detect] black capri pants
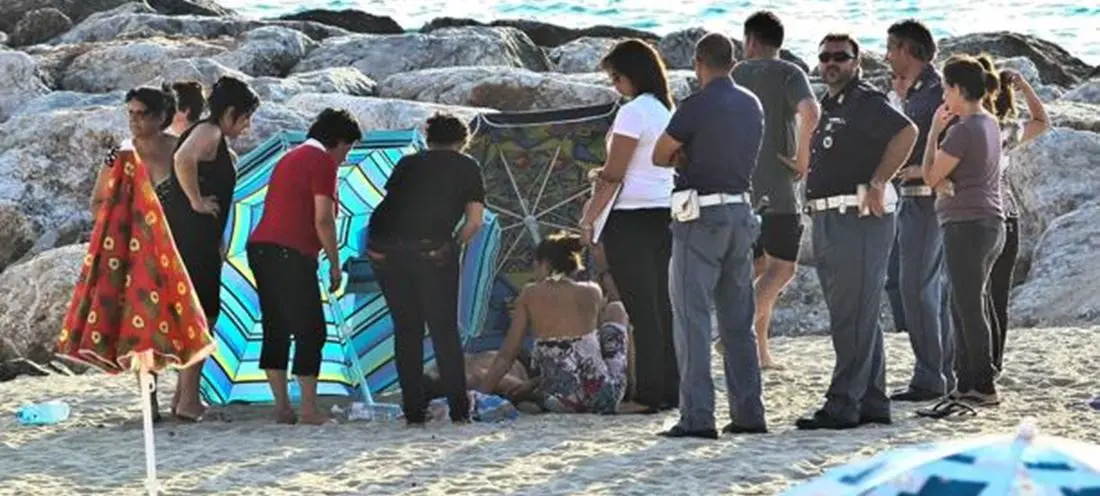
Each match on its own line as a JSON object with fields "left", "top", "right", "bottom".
{"left": 247, "top": 242, "right": 326, "bottom": 377}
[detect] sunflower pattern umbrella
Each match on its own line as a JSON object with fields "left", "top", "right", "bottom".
{"left": 782, "top": 420, "right": 1100, "bottom": 495}
{"left": 199, "top": 129, "right": 501, "bottom": 405}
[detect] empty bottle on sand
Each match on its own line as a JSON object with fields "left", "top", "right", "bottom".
{"left": 16, "top": 401, "right": 71, "bottom": 426}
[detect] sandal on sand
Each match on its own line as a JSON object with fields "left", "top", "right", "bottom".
{"left": 916, "top": 398, "right": 977, "bottom": 419}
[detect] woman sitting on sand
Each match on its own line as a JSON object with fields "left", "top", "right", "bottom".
{"left": 479, "top": 233, "right": 645, "bottom": 414}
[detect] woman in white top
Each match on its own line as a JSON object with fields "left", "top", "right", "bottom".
{"left": 579, "top": 39, "right": 676, "bottom": 414}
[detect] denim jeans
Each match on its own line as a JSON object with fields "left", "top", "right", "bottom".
{"left": 942, "top": 218, "right": 1006, "bottom": 395}
{"left": 669, "top": 203, "right": 765, "bottom": 431}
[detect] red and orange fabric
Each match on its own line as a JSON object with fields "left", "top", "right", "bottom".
{"left": 57, "top": 144, "right": 215, "bottom": 373}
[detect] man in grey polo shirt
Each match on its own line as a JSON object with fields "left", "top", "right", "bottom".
{"left": 652, "top": 32, "right": 768, "bottom": 440}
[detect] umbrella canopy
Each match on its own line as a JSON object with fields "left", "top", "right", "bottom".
{"left": 199, "top": 130, "right": 501, "bottom": 405}
{"left": 783, "top": 421, "right": 1100, "bottom": 495}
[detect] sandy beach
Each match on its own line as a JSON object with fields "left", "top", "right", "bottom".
{"left": 3, "top": 327, "right": 1097, "bottom": 495}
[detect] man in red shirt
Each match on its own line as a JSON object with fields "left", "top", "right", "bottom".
{"left": 247, "top": 108, "right": 362, "bottom": 425}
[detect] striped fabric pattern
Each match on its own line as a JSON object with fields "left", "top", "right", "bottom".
{"left": 198, "top": 130, "right": 502, "bottom": 405}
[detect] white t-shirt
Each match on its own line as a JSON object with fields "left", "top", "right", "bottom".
{"left": 607, "top": 93, "right": 674, "bottom": 210}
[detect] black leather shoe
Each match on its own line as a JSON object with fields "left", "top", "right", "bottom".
{"left": 721, "top": 423, "right": 768, "bottom": 435}
{"left": 795, "top": 410, "right": 859, "bottom": 430}
{"left": 658, "top": 425, "right": 718, "bottom": 440}
{"left": 858, "top": 414, "right": 892, "bottom": 425}
{"left": 889, "top": 388, "right": 942, "bottom": 402}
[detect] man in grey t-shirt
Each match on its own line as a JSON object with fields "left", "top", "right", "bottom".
{"left": 731, "top": 11, "right": 821, "bottom": 369}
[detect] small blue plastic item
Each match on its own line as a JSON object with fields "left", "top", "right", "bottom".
{"left": 16, "top": 401, "right": 71, "bottom": 426}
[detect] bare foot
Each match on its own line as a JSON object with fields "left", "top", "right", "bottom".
{"left": 170, "top": 389, "right": 181, "bottom": 417}
{"left": 299, "top": 411, "right": 334, "bottom": 426}
{"left": 760, "top": 358, "right": 785, "bottom": 371}
{"left": 174, "top": 403, "right": 206, "bottom": 423}
{"left": 275, "top": 408, "right": 298, "bottom": 425}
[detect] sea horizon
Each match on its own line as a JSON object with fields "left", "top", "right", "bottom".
{"left": 231, "top": 1, "right": 1100, "bottom": 66}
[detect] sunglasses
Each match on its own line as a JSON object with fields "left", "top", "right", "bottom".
{"left": 818, "top": 51, "right": 855, "bottom": 63}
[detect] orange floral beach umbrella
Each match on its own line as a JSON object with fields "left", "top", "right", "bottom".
{"left": 56, "top": 141, "right": 215, "bottom": 495}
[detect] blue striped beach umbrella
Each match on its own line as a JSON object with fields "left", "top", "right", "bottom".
{"left": 782, "top": 421, "right": 1100, "bottom": 495}
{"left": 199, "top": 130, "right": 501, "bottom": 405}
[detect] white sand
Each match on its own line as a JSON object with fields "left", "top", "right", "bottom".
{"left": 2, "top": 327, "right": 1098, "bottom": 495}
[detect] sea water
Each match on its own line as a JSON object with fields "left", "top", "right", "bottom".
{"left": 226, "top": 0, "right": 1100, "bottom": 65}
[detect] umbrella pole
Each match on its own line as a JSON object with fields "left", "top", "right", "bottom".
{"left": 138, "top": 369, "right": 159, "bottom": 496}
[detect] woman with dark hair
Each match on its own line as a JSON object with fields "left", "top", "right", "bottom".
{"left": 919, "top": 55, "right": 1005, "bottom": 415}
{"left": 480, "top": 232, "right": 632, "bottom": 414}
{"left": 159, "top": 75, "right": 260, "bottom": 422}
{"left": 169, "top": 81, "right": 206, "bottom": 138}
{"left": 366, "top": 112, "right": 486, "bottom": 425}
{"left": 973, "top": 55, "right": 1050, "bottom": 377}
{"left": 579, "top": 38, "right": 677, "bottom": 413}
{"left": 63, "top": 85, "right": 214, "bottom": 423}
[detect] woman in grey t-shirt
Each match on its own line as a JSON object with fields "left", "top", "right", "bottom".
{"left": 974, "top": 56, "right": 1051, "bottom": 378}
{"left": 919, "top": 55, "right": 1006, "bottom": 411}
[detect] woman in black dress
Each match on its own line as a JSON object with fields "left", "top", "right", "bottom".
{"left": 159, "top": 76, "right": 260, "bottom": 421}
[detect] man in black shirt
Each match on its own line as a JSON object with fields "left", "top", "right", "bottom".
{"left": 366, "top": 112, "right": 486, "bottom": 425}
{"left": 797, "top": 34, "right": 917, "bottom": 430}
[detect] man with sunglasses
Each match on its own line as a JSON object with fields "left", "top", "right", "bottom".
{"left": 885, "top": 19, "right": 955, "bottom": 404}
{"left": 796, "top": 34, "right": 917, "bottom": 430}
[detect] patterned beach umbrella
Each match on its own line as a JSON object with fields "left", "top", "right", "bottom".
{"left": 199, "top": 130, "right": 501, "bottom": 405}
{"left": 783, "top": 421, "right": 1100, "bottom": 495}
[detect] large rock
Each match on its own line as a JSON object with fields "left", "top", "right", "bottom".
{"left": 13, "top": 91, "right": 126, "bottom": 117}
{"left": 146, "top": 0, "right": 235, "bottom": 17}
{"left": 277, "top": 9, "right": 403, "bottom": 34}
{"left": 9, "top": 7, "right": 72, "bottom": 47}
{"left": 213, "top": 26, "right": 316, "bottom": 77}
{"left": 0, "top": 106, "right": 128, "bottom": 226}
{"left": 52, "top": 12, "right": 349, "bottom": 45}
{"left": 229, "top": 102, "right": 313, "bottom": 155}
{"left": 286, "top": 93, "right": 495, "bottom": 135}
{"left": 658, "top": 28, "right": 810, "bottom": 73}
{"left": 0, "top": 50, "right": 51, "bottom": 122}
{"left": 142, "top": 57, "right": 249, "bottom": 89}
{"left": 549, "top": 37, "right": 621, "bottom": 73}
{"left": 17, "top": 210, "right": 92, "bottom": 263}
{"left": 0, "top": 200, "right": 40, "bottom": 272}
{"left": 420, "top": 17, "right": 659, "bottom": 47}
{"left": 252, "top": 67, "right": 377, "bottom": 103}
{"left": 1007, "top": 128, "right": 1100, "bottom": 279}
{"left": 0, "top": 244, "right": 85, "bottom": 364}
{"left": 996, "top": 56, "right": 1042, "bottom": 87}
{"left": 57, "top": 38, "right": 228, "bottom": 92}
{"left": 377, "top": 66, "right": 618, "bottom": 111}
{"left": 0, "top": 0, "right": 130, "bottom": 33}
{"left": 1010, "top": 201, "right": 1100, "bottom": 327}
{"left": 1043, "top": 101, "right": 1100, "bottom": 134}
{"left": 1062, "top": 79, "right": 1100, "bottom": 104}
{"left": 293, "top": 27, "right": 552, "bottom": 81}
{"left": 562, "top": 70, "right": 698, "bottom": 101}
{"left": 937, "top": 32, "right": 1093, "bottom": 87}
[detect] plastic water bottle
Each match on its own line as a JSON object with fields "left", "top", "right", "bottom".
{"left": 16, "top": 401, "right": 71, "bottom": 426}
{"left": 366, "top": 403, "right": 403, "bottom": 421}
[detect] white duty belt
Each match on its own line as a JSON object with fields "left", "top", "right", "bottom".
{"left": 900, "top": 185, "right": 934, "bottom": 197}
{"left": 698, "top": 192, "right": 750, "bottom": 207}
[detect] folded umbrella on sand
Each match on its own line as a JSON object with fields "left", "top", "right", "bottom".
{"left": 55, "top": 144, "right": 216, "bottom": 496}
{"left": 782, "top": 420, "right": 1100, "bottom": 495}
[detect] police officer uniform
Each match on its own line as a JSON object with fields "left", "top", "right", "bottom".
{"left": 894, "top": 64, "right": 955, "bottom": 402}
{"left": 796, "top": 77, "right": 913, "bottom": 430}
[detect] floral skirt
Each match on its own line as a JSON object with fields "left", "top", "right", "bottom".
{"left": 531, "top": 322, "right": 628, "bottom": 414}
{"left": 56, "top": 146, "right": 215, "bottom": 373}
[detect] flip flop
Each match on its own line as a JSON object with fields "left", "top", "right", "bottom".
{"left": 915, "top": 399, "right": 977, "bottom": 419}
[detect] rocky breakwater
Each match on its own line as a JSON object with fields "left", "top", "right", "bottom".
{"left": 0, "top": 1, "right": 1096, "bottom": 371}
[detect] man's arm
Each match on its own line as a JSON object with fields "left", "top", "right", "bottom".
{"left": 312, "top": 159, "right": 340, "bottom": 268}
{"left": 457, "top": 159, "right": 487, "bottom": 243}
{"left": 791, "top": 97, "right": 821, "bottom": 176}
{"left": 652, "top": 99, "right": 696, "bottom": 167}
{"left": 873, "top": 123, "right": 918, "bottom": 187}
{"left": 857, "top": 96, "right": 917, "bottom": 186}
